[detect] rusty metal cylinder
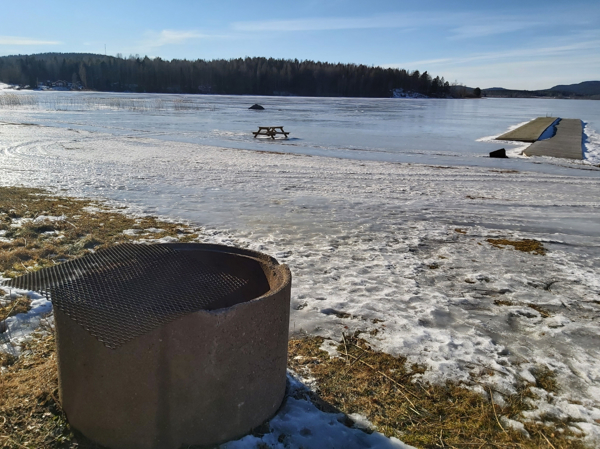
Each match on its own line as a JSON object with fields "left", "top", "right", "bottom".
{"left": 53, "top": 243, "right": 291, "bottom": 449}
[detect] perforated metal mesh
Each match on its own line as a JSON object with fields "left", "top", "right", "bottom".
{"left": 3, "top": 244, "right": 253, "bottom": 349}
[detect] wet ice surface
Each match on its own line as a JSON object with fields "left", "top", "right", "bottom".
{"left": 1, "top": 91, "right": 600, "bottom": 173}
{"left": 1, "top": 95, "right": 600, "bottom": 444}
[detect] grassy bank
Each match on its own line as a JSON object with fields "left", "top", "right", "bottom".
{"left": 0, "top": 186, "right": 591, "bottom": 448}
{"left": 0, "top": 186, "right": 201, "bottom": 448}
{"left": 0, "top": 186, "right": 199, "bottom": 278}
{"left": 289, "top": 335, "right": 586, "bottom": 449}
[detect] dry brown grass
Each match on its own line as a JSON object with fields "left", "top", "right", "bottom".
{"left": 487, "top": 238, "right": 546, "bottom": 255}
{"left": 527, "top": 303, "right": 552, "bottom": 318}
{"left": 0, "top": 332, "right": 104, "bottom": 448}
{"left": 0, "top": 296, "right": 32, "bottom": 321}
{"left": 0, "top": 187, "right": 198, "bottom": 278}
{"left": 0, "top": 187, "right": 589, "bottom": 447}
{"left": 0, "top": 332, "right": 71, "bottom": 448}
{"left": 494, "top": 299, "right": 515, "bottom": 306}
{"left": 0, "top": 186, "right": 203, "bottom": 448}
{"left": 11, "top": 333, "right": 581, "bottom": 449}
{"left": 288, "top": 335, "right": 589, "bottom": 449}
{"left": 466, "top": 195, "right": 497, "bottom": 200}
{"left": 493, "top": 301, "right": 553, "bottom": 319}
{"left": 530, "top": 366, "right": 559, "bottom": 393}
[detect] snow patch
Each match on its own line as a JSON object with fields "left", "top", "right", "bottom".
{"left": 33, "top": 214, "right": 66, "bottom": 222}
{"left": 392, "top": 88, "right": 428, "bottom": 99}
{"left": 319, "top": 338, "right": 340, "bottom": 358}
{"left": 144, "top": 227, "right": 165, "bottom": 233}
{"left": 224, "top": 376, "right": 415, "bottom": 449}
{"left": 582, "top": 121, "right": 600, "bottom": 165}
{"left": 500, "top": 416, "right": 529, "bottom": 437}
{"left": 0, "top": 289, "right": 52, "bottom": 355}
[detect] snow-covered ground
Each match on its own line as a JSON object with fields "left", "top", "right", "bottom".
{"left": 226, "top": 376, "right": 414, "bottom": 449}
{"left": 1, "top": 95, "right": 600, "bottom": 446}
{"left": 583, "top": 121, "right": 600, "bottom": 165}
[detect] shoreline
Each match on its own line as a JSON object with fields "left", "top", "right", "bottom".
{"left": 2, "top": 95, "right": 600, "bottom": 446}
{"left": 2, "top": 186, "right": 597, "bottom": 448}
{"left": 2, "top": 94, "right": 600, "bottom": 176}
{"left": 3, "top": 84, "right": 600, "bottom": 100}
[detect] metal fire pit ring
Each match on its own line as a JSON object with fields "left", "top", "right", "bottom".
{"left": 5, "top": 243, "right": 291, "bottom": 449}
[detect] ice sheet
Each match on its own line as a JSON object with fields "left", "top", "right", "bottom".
{"left": 1, "top": 91, "right": 599, "bottom": 173}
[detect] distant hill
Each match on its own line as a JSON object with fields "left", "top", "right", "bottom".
{"left": 483, "top": 81, "right": 600, "bottom": 99}
{"left": 549, "top": 81, "right": 600, "bottom": 96}
{"left": 0, "top": 52, "right": 111, "bottom": 62}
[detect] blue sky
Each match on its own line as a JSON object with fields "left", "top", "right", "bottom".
{"left": 1, "top": 0, "right": 598, "bottom": 90}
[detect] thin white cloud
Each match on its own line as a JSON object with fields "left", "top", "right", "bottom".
{"left": 143, "top": 30, "right": 212, "bottom": 48}
{"left": 442, "top": 57, "right": 600, "bottom": 90}
{"left": 384, "top": 35, "right": 600, "bottom": 90}
{"left": 0, "top": 36, "right": 60, "bottom": 45}
{"left": 231, "top": 14, "right": 441, "bottom": 32}
{"left": 385, "top": 38, "right": 600, "bottom": 70}
{"left": 382, "top": 58, "right": 453, "bottom": 68}
{"left": 231, "top": 10, "right": 593, "bottom": 44}
{"left": 448, "top": 21, "right": 535, "bottom": 40}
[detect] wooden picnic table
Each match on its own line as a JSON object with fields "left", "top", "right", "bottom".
{"left": 253, "top": 126, "right": 290, "bottom": 139}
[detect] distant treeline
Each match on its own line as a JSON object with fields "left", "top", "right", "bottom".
{"left": 483, "top": 89, "right": 600, "bottom": 100}
{"left": 0, "top": 53, "right": 452, "bottom": 98}
{"left": 483, "top": 81, "right": 600, "bottom": 100}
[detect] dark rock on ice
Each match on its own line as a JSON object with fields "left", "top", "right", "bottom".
{"left": 490, "top": 148, "right": 508, "bottom": 158}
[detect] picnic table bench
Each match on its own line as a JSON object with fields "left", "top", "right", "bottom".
{"left": 253, "top": 126, "right": 290, "bottom": 139}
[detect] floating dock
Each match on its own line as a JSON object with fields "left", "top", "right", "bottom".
{"left": 496, "top": 117, "right": 583, "bottom": 160}
{"left": 524, "top": 119, "right": 583, "bottom": 159}
{"left": 496, "top": 117, "right": 558, "bottom": 142}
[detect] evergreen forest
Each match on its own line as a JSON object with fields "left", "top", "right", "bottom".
{"left": 0, "top": 53, "right": 451, "bottom": 98}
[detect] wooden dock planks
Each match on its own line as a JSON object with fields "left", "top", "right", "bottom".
{"left": 524, "top": 119, "right": 583, "bottom": 160}
{"left": 496, "top": 117, "right": 558, "bottom": 142}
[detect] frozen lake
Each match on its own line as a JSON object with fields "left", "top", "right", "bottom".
{"left": 1, "top": 91, "right": 599, "bottom": 173}
{"left": 1, "top": 92, "right": 600, "bottom": 444}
